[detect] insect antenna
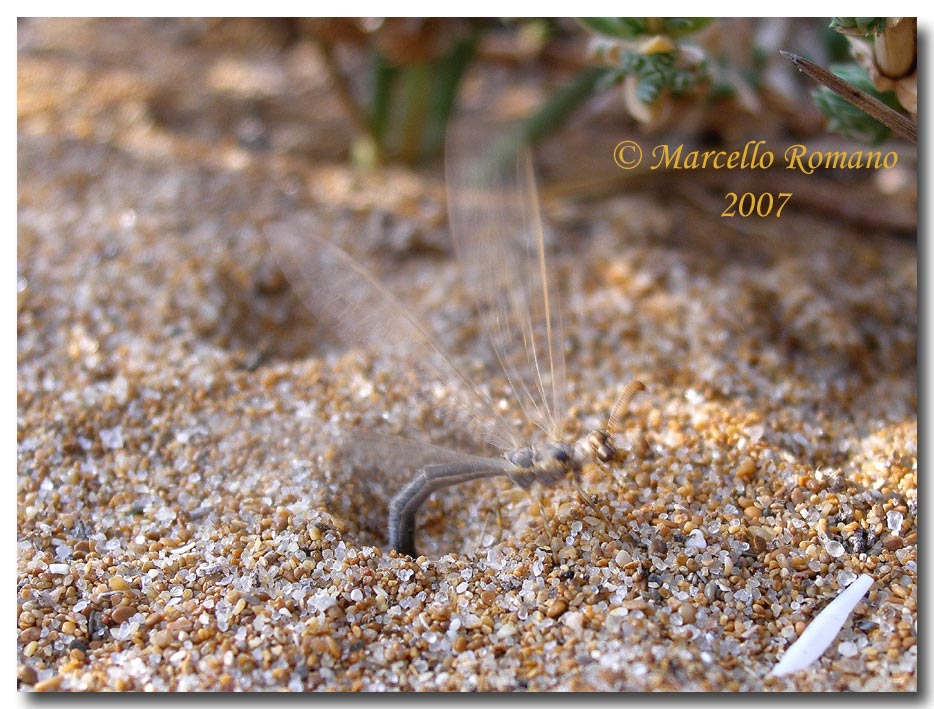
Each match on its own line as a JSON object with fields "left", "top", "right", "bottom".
{"left": 589, "top": 380, "right": 646, "bottom": 463}
{"left": 607, "top": 380, "right": 647, "bottom": 437}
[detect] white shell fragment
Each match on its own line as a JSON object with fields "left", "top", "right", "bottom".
{"left": 770, "top": 574, "right": 873, "bottom": 677}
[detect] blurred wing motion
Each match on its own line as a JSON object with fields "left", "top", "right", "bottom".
{"left": 446, "top": 127, "right": 567, "bottom": 440}
{"left": 345, "top": 429, "right": 509, "bottom": 475}
{"left": 264, "top": 212, "right": 518, "bottom": 451}
{"left": 265, "top": 125, "right": 568, "bottom": 454}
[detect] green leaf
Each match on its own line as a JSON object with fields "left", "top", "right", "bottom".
{"left": 577, "top": 18, "right": 647, "bottom": 39}
{"left": 830, "top": 17, "right": 887, "bottom": 37}
{"left": 578, "top": 17, "right": 713, "bottom": 39}
{"left": 813, "top": 63, "right": 901, "bottom": 144}
{"left": 661, "top": 18, "right": 713, "bottom": 37}
{"left": 614, "top": 51, "right": 706, "bottom": 103}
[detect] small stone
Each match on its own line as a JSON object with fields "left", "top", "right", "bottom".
{"left": 18, "top": 664, "right": 38, "bottom": 686}
{"left": 749, "top": 529, "right": 770, "bottom": 553}
{"left": 881, "top": 534, "right": 903, "bottom": 551}
{"left": 34, "top": 674, "right": 63, "bottom": 692}
{"left": 735, "top": 457, "right": 757, "bottom": 482}
{"left": 112, "top": 606, "right": 136, "bottom": 624}
{"left": 497, "top": 623, "right": 517, "bottom": 638}
{"left": 546, "top": 599, "right": 568, "bottom": 618}
{"left": 152, "top": 629, "right": 174, "bottom": 648}
{"left": 838, "top": 641, "right": 858, "bottom": 658}
{"left": 100, "top": 426, "right": 124, "bottom": 449}
{"left": 563, "top": 611, "right": 584, "bottom": 633}
{"left": 886, "top": 510, "right": 904, "bottom": 534}
{"left": 678, "top": 603, "right": 696, "bottom": 624}
{"left": 890, "top": 583, "right": 909, "bottom": 599}
{"left": 685, "top": 529, "right": 707, "bottom": 552}
{"left": 743, "top": 505, "right": 762, "bottom": 521}
{"left": 108, "top": 576, "right": 130, "bottom": 591}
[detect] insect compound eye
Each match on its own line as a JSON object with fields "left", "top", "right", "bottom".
{"left": 544, "top": 442, "right": 572, "bottom": 464}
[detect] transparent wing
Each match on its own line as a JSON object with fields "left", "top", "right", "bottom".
{"left": 445, "top": 127, "right": 567, "bottom": 440}
{"left": 343, "top": 429, "right": 506, "bottom": 475}
{"left": 264, "top": 212, "right": 521, "bottom": 451}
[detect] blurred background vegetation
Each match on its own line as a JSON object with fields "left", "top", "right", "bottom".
{"left": 18, "top": 17, "right": 917, "bottom": 237}
{"left": 293, "top": 17, "right": 916, "bottom": 164}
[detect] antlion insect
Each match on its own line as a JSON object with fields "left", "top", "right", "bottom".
{"left": 265, "top": 126, "right": 643, "bottom": 557}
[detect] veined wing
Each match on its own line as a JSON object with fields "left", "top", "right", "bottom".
{"left": 445, "top": 127, "right": 567, "bottom": 441}
{"left": 264, "top": 212, "right": 521, "bottom": 451}
{"left": 343, "top": 429, "right": 508, "bottom": 475}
